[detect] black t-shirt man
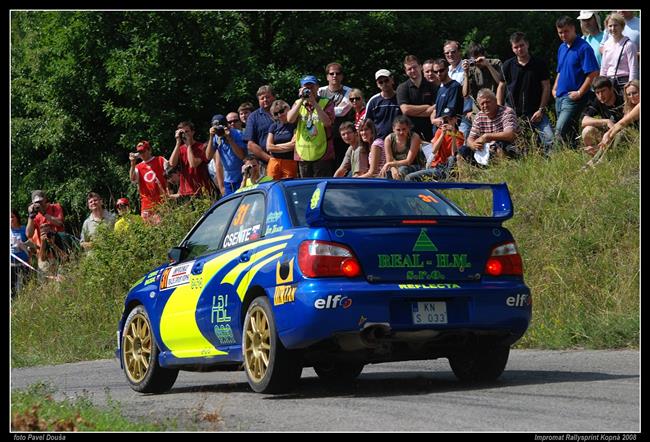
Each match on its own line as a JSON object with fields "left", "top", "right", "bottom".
{"left": 582, "top": 92, "right": 625, "bottom": 122}
{"left": 396, "top": 79, "right": 437, "bottom": 141}
{"left": 502, "top": 55, "right": 550, "bottom": 118}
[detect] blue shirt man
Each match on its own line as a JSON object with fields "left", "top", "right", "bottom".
{"left": 243, "top": 85, "right": 276, "bottom": 166}
{"left": 206, "top": 114, "right": 247, "bottom": 197}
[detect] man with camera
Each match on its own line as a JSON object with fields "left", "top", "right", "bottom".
{"left": 25, "top": 189, "right": 65, "bottom": 244}
{"left": 462, "top": 42, "right": 506, "bottom": 114}
{"left": 129, "top": 140, "right": 168, "bottom": 223}
{"left": 168, "top": 121, "right": 214, "bottom": 200}
{"left": 240, "top": 155, "right": 272, "bottom": 188}
{"left": 287, "top": 75, "right": 335, "bottom": 177}
{"left": 206, "top": 113, "right": 247, "bottom": 197}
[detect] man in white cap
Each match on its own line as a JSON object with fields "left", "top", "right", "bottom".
{"left": 363, "top": 68, "right": 402, "bottom": 139}
{"left": 577, "top": 10, "right": 605, "bottom": 66}
{"left": 25, "top": 189, "right": 65, "bottom": 242}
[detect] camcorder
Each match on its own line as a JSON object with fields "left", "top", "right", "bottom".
{"left": 301, "top": 88, "right": 312, "bottom": 99}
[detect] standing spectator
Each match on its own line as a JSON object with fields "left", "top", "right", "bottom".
{"left": 580, "top": 76, "right": 625, "bottom": 156}
{"left": 334, "top": 122, "right": 369, "bottom": 177}
{"left": 266, "top": 99, "right": 298, "bottom": 180}
{"left": 25, "top": 190, "right": 65, "bottom": 243}
{"left": 444, "top": 40, "right": 473, "bottom": 141}
{"left": 114, "top": 198, "right": 142, "bottom": 234}
{"left": 381, "top": 115, "right": 424, "bottom": 180}
{"left": 600, "top": 13, "right": 639, "bottom": 89}
{"left": 348, "top": 89, "right": 366, "bottom": 130}
{"left": 243, "top": 86, "right": 276, "bottom": 167}
{"left": 364, "top": 69, "right": 402, "bottom": 139}
{"left": 206, "top": 114, "right": 247, "bottom": 197}
{"left": 600, "top": 10, "right": 640, "bottom": 51}
{"left": 168, "top": 121, "right": 214, "bottom": 200}
{"left": 396, "top": 55, "right": 436, "bottom": 142}
{"left": 407, "top": 108, "right": 464, "bottom": 182}
{"left": 422, "top": 59, "right": 441, "bottom": 88}
{"left": 226, "top": 112, "right": 244, "bottom": 131}
{"left": 129, "top": 140, "right": 168, "bottom": 224}
{"left": 356, "top": 119, "right": 386, "bottom": 178}
{"left": 503, "top": 32, "right": 554, "bottom": 153}
{"left": 457, "top": 89, "right": 521, "bottom": 166}
{"left": 462, "top": 42, "right": 506, "bottom": 108}
{"left": 318, "top": 62, "right": 355, "bottom": 169}
{"left": 287, "top": 75, "right": 335, "bottom": 177}
{"left": 430, "top": 58, "right": 464, "bottom": 136}
{"left": 11, "top": 209, "right": 30, "bottom": 297}
{"left": 578, "top": 11, "right": 605, "bottom": 66}
{"left": 552, "top": 15, "right": 600, "bottom": 147}
{"left": 238, "top": 102, "right": 255, "bottom": 127}
{"left": 80, "top": 192, "right": 115, "bottom": 250}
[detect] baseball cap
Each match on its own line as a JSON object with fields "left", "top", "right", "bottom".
{"left": 116, "top": 197, "right": 130, "bottom": 208}
{"left": 136, "top": 140, "right": 150, "bottom": 152}
{"left": 375, "top": 69, "right": 391, "bottom": 80}
{"left": 440, "top": 107, "right": 457, "bottom": 118}
{"left": 300, "top": 75, "right": 318, "bottom": 86}
{"left": 577, "top": 10, "right": 597, "bottom": 20}
{"left": 211, "top": 114, "right": 226, "bottom": 126}
{"left": 31, "top": 190, "right": 46, "bottom": 203}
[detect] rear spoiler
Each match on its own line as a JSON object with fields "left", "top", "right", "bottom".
{"left": 305, "top": 180, "right": 514, "bottom": 226}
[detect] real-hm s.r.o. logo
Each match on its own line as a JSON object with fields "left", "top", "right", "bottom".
{"left": 314, "top": 294, "right": 352, "bottom": 310}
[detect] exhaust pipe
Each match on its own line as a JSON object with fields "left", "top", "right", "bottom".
{"left": 360, "top": 323, "right": 392, "bottom": 346}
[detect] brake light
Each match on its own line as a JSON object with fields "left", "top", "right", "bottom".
{"left": 484, "top": 242, "right": 523, "bottom": 276}
{"left": 298, "top": 240, "right": 362, "bottom": 278}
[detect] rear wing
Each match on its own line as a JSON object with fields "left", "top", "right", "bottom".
{"left": 305, "top": 180, "right": 514, "bottom": 226}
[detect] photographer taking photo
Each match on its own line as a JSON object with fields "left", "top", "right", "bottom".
{"left": 129, "top": 140, "right": 168, "bottom": 224}
{"left": 205, "top": 113, "right": 247, "bottom": 197}
{"left": 25, "top": 189, "right": 65, "bottom": 246}
{"left": 240, "top": 155, "right": 272, "bottom": 189}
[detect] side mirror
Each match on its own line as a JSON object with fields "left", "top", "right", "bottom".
{"left": 167, "top": 246, "right": 188, "bottom": 264}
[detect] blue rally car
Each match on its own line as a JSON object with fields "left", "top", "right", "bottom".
{"left": 116, "top": 179, "right": 531, "bottom": 394}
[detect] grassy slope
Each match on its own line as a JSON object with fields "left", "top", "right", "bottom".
{"left": 10, "top": 137, "right": 639, "bottom": 367}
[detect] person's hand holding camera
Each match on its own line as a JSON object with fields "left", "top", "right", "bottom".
{"left": 129, "top": 152, "right": 141, "bottom": 163}
{"left": 241, "top": 164, "right": 253, "bottom": 176}
{"left": 175, "top": 129, "right": 186, "bottom": 143}
{"left": 28, "top": 203, "right": 44, "bottom": 219}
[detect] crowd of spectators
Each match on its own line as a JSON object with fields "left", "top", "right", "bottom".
{"left": 10, "top": 11, "right": 640, "bottom": 296}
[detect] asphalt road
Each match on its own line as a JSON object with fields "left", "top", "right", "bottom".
{"left": 11, "top": 349, "right": 639, "bottom": 432}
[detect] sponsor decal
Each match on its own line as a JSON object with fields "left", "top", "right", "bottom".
{"left": 211, "top": 295, "right": 232, "bottom": 324}
{"left": 436, "top": 254, "right": 471, "bottom": 270}
{"left": 223, "top": 227, "right": 255, "bottom": 248}
{"left": 310, "top": 188, "right": 321, "bottom": 210}
{"left": 417, "top": 194, "right": 439, "bottom": 204}
{"left": 144, "top": 276, "right": 157, "bottom": 285}
{"left": 379, "top": 254, "right": 425, "bottom": 268}
{"left": 160, "top": 261, "right": 195, "bottom": 290}
{"left": 276, "top": 258, "right": 294, "bottom": 284}
{"left": 190, "top": 274, "right": 203, "bottom": 290}
{"left": 266, "top": 211, "right": 283, "bottom": 224}
{"left": 406, "top": 270, "right": 446, "bottom": 281}
{"left": 274, "top": 285, "right": 297, "bottom": 306}
{"left": 398, "top": 283, "right": 461, "bottom": 289}
{"left": 265, "top": 224, "right": 284, "bottom": 235}
{"left": 378, "top": 251, "right": 471, "bottom": 272}
{"left": 506, "top": 294, "right": 531, "bottom": 307}
{"left": 413, "top": 229, "right": 438, "bottom": 252}
{"left": 314, "top": 294, "right": 352, "bottom": 310}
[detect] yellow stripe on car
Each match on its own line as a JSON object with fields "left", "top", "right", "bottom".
{"left": 220, "top": 243, "right": 288, "bottom": 287}
{"left": 159, "top": 235, "right": 293, "bottom": 358}
{"left": 236, "top": 252, "right": 284, "bottom": 300}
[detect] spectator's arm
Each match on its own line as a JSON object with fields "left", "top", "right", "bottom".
{"left": 314, "top": 100, "right": 332, "bottom": 128}
{"left": 168, "top": 137, "right": 182, "bottom": 168}
{"left": 581, "top": 115, "right": 614, "bottom": 130}
{"left": 213, "top": 152, "right": 225, "bottom": 196}
{"left": 247, "top": 141, "right": 271, "bottom": 163}
{"left": 205, "top": 128, "right": 216, "bottom": 159}
{"left": 480, "top": 129, "right": 516, "bottom": 144}
{"left": 552, "top": 73, "right": 559, "bottom": 98}
{"left": 226, "top": 130, "right": 247, "bottom": 160}
{"left": 400, "top": 103, "right": 432, "bottom": 118}
{"left": 286, "top": 98, "right": 303, "bottom": 124}
{"left": 185, "top": 143, "right": 203, "bottom": 168}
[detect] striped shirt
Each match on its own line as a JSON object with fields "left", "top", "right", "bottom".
{"left": 469, "top": 105, "right": 520, "bottom": 140}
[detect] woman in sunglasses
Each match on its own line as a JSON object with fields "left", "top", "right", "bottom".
{"left": 348, "top": 89, "right": 366, "bottom": 130}
{"left": 266, "top": 100, "right": 298, "bottom": 179}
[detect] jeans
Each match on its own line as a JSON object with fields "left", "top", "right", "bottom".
{"left": 528, "top": 114, "right": 555, "bottom": 154}
{"left": 555, "top": 93, "right": 590, "bottom": 148}
{"left": 459, "top": 115, "right": 472, "bottom": 141}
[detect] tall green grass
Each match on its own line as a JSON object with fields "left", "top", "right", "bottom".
{"left": 11, "top": 137, "right": 639, "bottom": 367}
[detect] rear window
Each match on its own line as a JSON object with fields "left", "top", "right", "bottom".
{"left": 286, "top": 184, "right": 463, "bottom": 226}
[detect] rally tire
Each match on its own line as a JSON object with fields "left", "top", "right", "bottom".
{"left": 448, "top": 345, "right": 510, "bottom": 383}
{"left": 243, "top": 296, "right": 303, "bottom": 394}
{"left": 121, "top": 305, "right": 179, "bottom": 393}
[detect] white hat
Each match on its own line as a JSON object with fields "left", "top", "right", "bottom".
{"left": 375, "top": 69, "right": 391, "bottom": 80}
{"left": 577, "top": 10, "right": 597, "bottom": 20}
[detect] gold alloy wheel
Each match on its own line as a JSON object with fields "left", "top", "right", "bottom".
{"left": 244, "top": 305, "right": 271, "bottom": 383}
{"left": 123, "top": 312, "right": 153, "bottom": 383}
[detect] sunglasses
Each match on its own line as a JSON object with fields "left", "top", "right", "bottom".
{"left": 273, "top": 108, "right": 287, "bottom": 117}
{"left": 349, "top": 97, "right": 362, "bottom": 102}
{"left": 328, "top": 72, "right": 342, "bottom": 76}
{"left": 227, "top": 119, "right": 240, "bottom": 124}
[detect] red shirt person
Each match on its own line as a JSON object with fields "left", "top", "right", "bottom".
{"left": 168, "top": 121, "right": 213, "bottom": 198}
{"left": 25, "top": 190, "right": 65, "bottom": 242}
{"left": 129, "top": 140, "right": 168, "bottom": 221}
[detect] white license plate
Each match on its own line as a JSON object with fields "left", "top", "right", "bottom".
{"left": 412, "top": 302, "right": 448, "bottom": 324}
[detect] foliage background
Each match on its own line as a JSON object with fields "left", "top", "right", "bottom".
{"left": 11, "top": 10, "right": 568, "bottom": 232}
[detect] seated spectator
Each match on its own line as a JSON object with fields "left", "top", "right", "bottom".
{"left": 80, "top": 192, "right": 116, "bottom": 250}
{"left": 238, "top": 102, "right": 254, "bottom": 127}
{"left": 206, "top": 113, "right": 247, "bottom": 197}
{"left": 356, "top": 119, "right": 386, "bottom": 178}
{"left": 35, "top": 222, "right": 79, "bottom": 280}
{"left": 240, "top": 155, "right": 273, "bottom": 188}
{"left": 11, "top": 209, "right": 31, "bottom": 297}
{"left": 381, "top": 115, "right": 424, "bottom": 180}
{"left": 114, "top": 198, "right": 143, "bottom": 234}
{"left": 348, "top": 89, "right": 366, "bottom": 130}
{"left": 580, "top": 76, "right": 626, "bottom": 156}
{"left": 266, "top": 100, "right": 298, "bottom": 180}
{"left": 25, "top": 189, "right": 65, "bottom": 244}
{"left": 364, "top": 69, "right": 402, "bottom": 140}
{"left": 457, "top": 89, "right": 521, "bottom": 166}
{"left": 600, "top": 13, "right": 639, "bottom": 91}
{"left": 406, "top": 108, "right": 464, "bottom": 182}
{"left": 334, "top": 122, "right": 369, "bottom": 177}
{"left": 168, "top": 121, "right": 214, "bottom": 200}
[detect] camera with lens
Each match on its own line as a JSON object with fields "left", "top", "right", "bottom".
{"left": 467, "top": 58, "right": 476, "bottom": 67}
{"left": 214, "top": 125, "right": 226, "bottom": 137}
{"left": 301, "top": 88, "right": 312, "bottom": 99}
{"left": 243, "top": 164, "right": 253, "bottom": 175}
{"left": 29, "top": 203, "right": 42, "bottom": 219}
{"left": 178, "top": 129, "right": 186, "bottom": 141}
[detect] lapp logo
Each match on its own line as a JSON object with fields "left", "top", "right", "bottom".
{"left": 314, "top": 295, "right": 352, "bottom": 310}
{"left": 506, "top": 294, "right": 531, "bottom": 307}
